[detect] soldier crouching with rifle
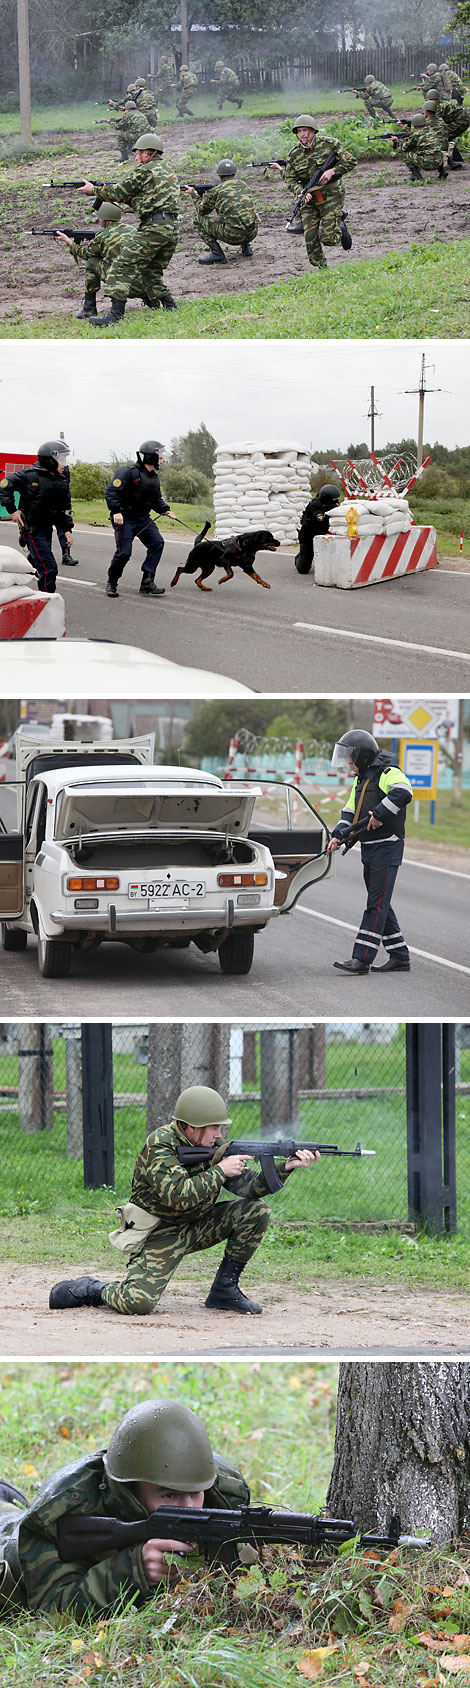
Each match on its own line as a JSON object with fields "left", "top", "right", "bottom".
{"left": 49, "top": 1086, "right": 320, "bottom": 1317}
{"left": 270, "top": 113, "right": 355, "bottom": 270}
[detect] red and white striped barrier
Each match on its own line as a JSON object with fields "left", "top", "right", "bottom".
{"left": 314, "top": 527, "right": 438, "bottom": 590}
{"left": 0, "top": 592, "right": 65, "bottom": 637}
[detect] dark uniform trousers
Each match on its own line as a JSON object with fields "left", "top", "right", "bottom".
{"left": 24, "top": 529, "right": 58, "bottom": 594}
{"left": 353, "top": 846, "right": 410, "bottom": 966}
{"left": 108, "top": 515, "right": 165, "bottom": 586}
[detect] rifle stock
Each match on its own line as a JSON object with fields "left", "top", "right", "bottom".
{"left": 56, "top": 1505, "right": 430, "bottom": 1569}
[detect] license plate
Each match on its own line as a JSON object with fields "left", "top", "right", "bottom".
{"left": 128, "top": 880, "right": 206, "bottom": 901}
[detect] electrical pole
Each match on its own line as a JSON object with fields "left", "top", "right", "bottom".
{"left": 17, "top": 0, "right": 32, "bottom": 144}
{"left": 405, "top": 353, "right": 441, "bottom": 471}
{"left": 367, "top": 385, "right": 381, "bottom": 454}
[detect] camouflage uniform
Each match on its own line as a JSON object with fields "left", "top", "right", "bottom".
{"left": 421, "top": 70, "right": 445, "bottom": 97}
{"left": 154, "top": 61, "right": 173, "bottom": 106}
{"left": 362, "top": 78, "right": 394, "bottom": 117}
{"left": 400, "top": 124, "right": 444, "bottom": 173}
{"left": 195, "top": 179, "right": 258, "bottom": 249}
{"left": 113, "top": 110, "right": 145, "bottom": 161}
{"left": 423, "top": 106, "right": 449, "bottom": 151}
{"left": 215, "top": 66, "right": 242, "bottom": 109}
{"left": 285, "top": 134, "right": 356, "bottom": 269}
{"left": 134, "top": 88, "right": 158, "bottom": 122}
{"left": 447, "top": 69, "right": 466, "bottom": 102}
{"left": 177, "top": 69, "right": 198, "bottom": 114}
{"left": 70, "top": 224, "right": 129, "bottom": 293}
{"left": 96, "top": 160, "right": 180, "bottom": 305}
{"left": 100, "top": 1119, "right": 282, "bottom": 1315}
{"left": 0, "top": 1447, "right": 249, "bottom": 1616}
{"left": 439, "top": 98, "right": 470, "bottom": 144}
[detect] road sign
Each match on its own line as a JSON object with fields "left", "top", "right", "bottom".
{"left": 400, "top": 739, "right": 438, "bottom": 798}
{"left": 374, "top": 698, "right": 459, "bottom": 740}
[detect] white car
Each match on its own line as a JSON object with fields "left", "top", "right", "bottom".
{"left": 0, "top": 735, "right": 333, "bottom": 979}
{"left": 0, "top": 639, "right": 254, "bottom": 698}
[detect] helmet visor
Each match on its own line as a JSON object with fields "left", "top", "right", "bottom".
{"left": 331, "top": 742, "right": 356, "bottom": 775}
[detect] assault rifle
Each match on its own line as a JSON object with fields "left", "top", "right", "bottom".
{"left": 181, "top": 181, "right": 215, "bottom": 195}
{"left": 41, "top": 179, "right": 104, "bottom": 189}
{"left": 286, "top": 146, "right": 338, "bottom": 230}
{"left": 340, "top": 85, "right": 368, "bottom": 95}
{"left": 28, "top": 227, "right": 95, "bottom": 242}
{"left": 339, "top": 819, "right": 385, "bottom": 853}
{"left": 177, "top": 1137, "right": 375, "bottom": 1193}
{"left": 247, "top": 157, "right": 287, "bottom": 168}
{"left": 56, "top": 1506, "right": 430, "bottom": 1572}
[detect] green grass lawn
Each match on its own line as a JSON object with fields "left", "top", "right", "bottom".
{"left": 0, "top": 84, "right": 433, "bottom": 136}
{"left": 71, "top": 493, "right": 470, "bottom": 558}
{"left": 73, "top": 497, "right": 213, "bottom": 535}
{"left": 2, "top": 238, "right": 469, "bottom": 339}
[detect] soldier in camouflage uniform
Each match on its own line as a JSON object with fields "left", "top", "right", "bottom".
{"left": 426, "top": 87, "right": 469, "bottom": 167}
{"left": 439, "top": 62, "right": 466, "bottom": 105}
{"left": 211, "top": 60, "right": 243, "bottom": 109}
{"left": 132, "top": 77, "right": 159, "bottom": 122}
{"left": 0, "top": 1400, "right": 250, "bottom": 1617}
{"left": 397, "top": 112, "right": 445, "bottom": 180}
{"left": 360, "top": 74, "right": 397, "bottom": 119}
{"left": 49, "top": 1086, "right": 318, "bottom": 1317}
{"left": 56, "top": 203, "right": 127, "bottom": 320}
{"left": 78, "top": 131, "right": 180, "bottom": 324}
{"left": 154, "top": 57, "right": 173, "bottom": 107}
{"left": 185, "top": 159, "right": 258, "bottom": 264}
{"left": 174, "top": 66, "right": 198, "bottom": 115}
{"left": 277, "top": 114, "right": 355, "bottom": 271}
{"left": 113, "top": 102, "right": 147, "bottom": 162}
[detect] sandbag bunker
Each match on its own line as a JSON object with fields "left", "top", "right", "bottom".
{"left": 214, "top": 439, "right": 312, "bottom": 543}
{"left": 314, "top": 496, "right": 438, "bottom": 589}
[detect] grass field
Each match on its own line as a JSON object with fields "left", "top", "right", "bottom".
{"left": 71, "top": 494, "right": 470, "bottom": 556}
{"left": 73, "top": 498, "right": 213, "bottom": 535}
{"left": 2, "top": 1360, "right": 470, "bottom": 1688}
{"left": 0, "top": 84, "right": 433, "bottom": 136}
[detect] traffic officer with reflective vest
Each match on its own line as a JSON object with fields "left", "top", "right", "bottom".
{"left": 0, "top": 440, "right": 74, "bottom": 593}
{"left": 104, "top": 440, "right": 176, "bottom": 597}
{"left": 327, "top": 729, "right": 413, "bottom": 974}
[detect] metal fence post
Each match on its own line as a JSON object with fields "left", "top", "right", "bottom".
{"left": 406, "top": 1024, "right": 457, "bottom": 1234}
{"left": 81, "top": 1024, "right": 115, "bottom": 1188}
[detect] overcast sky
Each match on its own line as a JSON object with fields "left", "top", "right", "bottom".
{"left": 1, "top": 340, "right": 467, "bottom": 460}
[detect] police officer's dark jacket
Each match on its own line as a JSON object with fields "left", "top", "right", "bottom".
{"left": 298, "top": 497, "right": 334, "bottom": 541}
{"left": 105, "top": 464, "right": 170, "bottom": 521}
{"left": 0, "top": 465, "right": 73, "bottom": 532}
{"left": 332, "top": 751, "right": 413, "bottom": 846}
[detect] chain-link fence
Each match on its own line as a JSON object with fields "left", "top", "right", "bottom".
{"left": 1, "top": 1021, "right": 469, "bottom": 1231}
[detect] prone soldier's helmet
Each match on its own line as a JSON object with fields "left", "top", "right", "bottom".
{"left": 99, "top": 203, "right": 122, "bottom": 224}
{"left": 364, "top": 75, "right": 374, "bottom": 86}
{"left": 134, "top": 77, "right": 147, "bottom": 87}
{"left": 331, "top": 730, "right": 379, "bottom": 777}
{"left": 317, "top": 484, "right": 341, "bottom": 508}
{"left": 426, "top": 62, "right": 438, "bottom": 73}
{"left": 217, "top": 158, "right": 236, "bottom": 178}
{"left": 292, "top": 113, "right": 319, "bottom": 132}
{"left": 37, "top": 439, "right": 71, "bottom": 472}
{"left": 137, "top": 439, "right": 164, "bottom": 468}
{"left": 132, "top": 130, "right": 163, "bottom": 154}
{"left": 104, "top": 1400, "right": 216, "bottom": 1493}
{"left": 412, "top": 112, "right": 427, "bottom": 127}
{"left": 174, "top": 1085, "right": 231, "bottom": 1128}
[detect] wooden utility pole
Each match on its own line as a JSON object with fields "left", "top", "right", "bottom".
{"left": 180, "top": 0, "right": 190, "bottom": 65}
{"left": 17, "top": 0, "right": 32, "bottom": 143}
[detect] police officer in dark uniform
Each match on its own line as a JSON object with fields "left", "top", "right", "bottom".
{"left": 295, "top": 484, "right": 341, "bottom": 574}
{"left": 327, "top": 729, "right": 413, "bottom": 975}
{"left": 0, "top": 440, "right": 74, "bottom": 594}
{"left": 104, "top": 440, "right": 176, "bottom": 597}
{"left": 55, "top": 464, "right": 79, "bottom": 567}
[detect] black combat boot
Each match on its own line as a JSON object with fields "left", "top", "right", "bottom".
{"left": 286, "top": 215, "right": 304, "bottom": 232}
{"left": 205, "top": 1256, "right": 262, "bottom": 1314}
{"left": 159, "top": 294, "right": 178, "bottom": 309}
{"left": 438, "top": 164, "right": 448, "bottom": 178}
{"left": 0, "top": 1481, "right": 29, "bottom": 1508}
{"left": 105, "top": 579, "right": 119, "bottom": 596}
{"left": 61, "top": 549, "right": 79, "bottom": 567}
{"left": 139, "top": 572, "right": 165, "bottom": 596}
{"left": 333, "top": 958, "right": 369, "bottom": 975}
{"left": 452, "top": 144, "right": 464, "bottom": 162}
{"left": 49, "top": 1276, "right": 105, "bottom": 1309}
{"left": 90, "top": 298, "right": 126, "bottom": 327}
{"left": 240, "top": 242, "right": 253, "bottom": 256}
{"left": 409, "top": 166, "right": 423, "bottom": 181}
{"left": 340, "top": 213, "right": 352, "bottom": 250}
{"left": 447, "top": 152, "right": 462, "bottom": 169}
{"left": 76, "top": 290, "right": 97, "bottom": 320}
{"left": 198, "top": 241, "right": 227, "bottom": 265}
{"left": 372, "top": 954, "right": 411, "bottom": 973}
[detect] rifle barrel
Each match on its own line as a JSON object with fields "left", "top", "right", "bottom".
{"left": 56, "top": 1506, "right": 429, "bottom": 1568}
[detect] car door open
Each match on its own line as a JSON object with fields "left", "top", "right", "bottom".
{"left": 241, "top": 779, "right": 334, "bottom": 912}
{"left": 0, "top": 783, "right": 25, "bottom": 918}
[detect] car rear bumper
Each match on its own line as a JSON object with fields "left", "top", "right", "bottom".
{"left": 50, "top": 899, "right": 280, "bottom": 935}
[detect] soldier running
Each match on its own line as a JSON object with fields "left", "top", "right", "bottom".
{"left": 174, "top": 66, "right": 198, "bottom": 115}
{"left": 211, "top": 60, "right": 243, "bottom": 109}
{"left": 78, "top": 132, "right": 180, "bottom": 323}
{"left": 184, "top": 159, "right": 258, "bottom": 264}
{"left": 272, "top": 114, "right": 355, "bottom": 271}
{"left": 49, "top": 1086, "right": 318, "bottom": 1316}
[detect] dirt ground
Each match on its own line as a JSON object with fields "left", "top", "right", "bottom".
{"left": 1, "top": 1264, "right": 469, "bottom": 1356}
{"left": 2, "top": 113, "right": 469, "bottom": 318}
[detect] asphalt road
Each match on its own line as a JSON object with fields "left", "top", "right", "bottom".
{"left": 4, "top": 523, "right": 469, "bottom": 692}
{"left": 1, "top": 848, "right": 468, "bottom": 1017}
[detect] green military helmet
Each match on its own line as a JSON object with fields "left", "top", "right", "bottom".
{"left": 99, "top": 203, "right": 122, "bottom": 223}
{"left": 174, "top": 1085, "right": 231, "bottom": 1128}
{"left": 424, "top": 97, "right": 439, "bottom": 109}
{"left": 127, "top": 83, "right": 137, "bottom": 93}
{"left": 217, "top": 157, "right": 236, "bottom": 178}
{"left": 134, "top": 76, "right": 147, "bottom": 87}
{"left": 426, "top": 63, "right": 438, "bottom": 73}
{"left": 124, "top": 100, "right": 137, "bottom": 110}
{"left": 104, "top": 1400, "right": 216, "bottom": 1491}
{"left": 412, "top": 112, "right": 427, "bottom": 127}
{"left": 364, "top": 75, "right": 375, "bottom": 85}
{"left": 292, "top": 112, "right": 319, "bottom": 132}
{"left": 439, "top": 62, "right": 449, "bottom": 71}
{"left": 132, "top": 130, "right": 164, "bottom": 153}
{"left": 215, "top": 60, "right": 225, "bottom": 68}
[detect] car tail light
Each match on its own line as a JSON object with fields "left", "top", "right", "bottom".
{"left": 217, "top": 871, "right": 268, "bottom": 888}
{"left": 67, "top": 877, "right": 120, "bottom": 891}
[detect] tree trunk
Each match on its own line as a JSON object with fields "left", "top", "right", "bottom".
{"left": 327, "top": 1362, "right": 470, "bottom": 1543}
{"left": 146, "top": 1025, "right": 183, "bottom": 1135}
{"left": 452, "top": 699, "right": 464, "bottom": 808}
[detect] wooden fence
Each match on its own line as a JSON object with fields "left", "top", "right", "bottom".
{"left": 97, "top": 42, "right": 466, "bottom": 97}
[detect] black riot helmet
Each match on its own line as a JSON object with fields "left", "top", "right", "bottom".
{"left": 37, "top": 439, "right": 71, "bottom": 474}
{"left": 137, "top": 439, "right": 164, "bottom": 468}
{"left": 331, "top": 729, "right": 379, "bottom": 778}
{"left": 317, "top": 484, "right": 341, "bottom": 509}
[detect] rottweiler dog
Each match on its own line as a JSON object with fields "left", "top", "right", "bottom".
{"left": 170, "top": 521, "right": 281, "bottom": 591}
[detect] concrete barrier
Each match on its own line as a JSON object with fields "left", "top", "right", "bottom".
{"left": 314, "top": 526, "right": 438, "bottom": 589}
{"left": 0, "top": 545, "right": 65, "bottom": 636}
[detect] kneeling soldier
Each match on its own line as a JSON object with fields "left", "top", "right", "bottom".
{"left": 185, "top": 159, "right": 258, "bottom": 264}
{"left": 398, "top": 111, "right": 446, "bottom": 179}
{"left": 49, "top": 1085, "right": 318, "bottom": 1315}
{"left": 57, "top": 202, "right": 124, "bottom": 321}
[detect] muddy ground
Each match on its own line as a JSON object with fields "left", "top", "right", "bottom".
{"left": 1, "top": 1263, "right": 469, "bottom": 1356}
{"left": 2, "top": 113, "right": 469, "bottom": 318}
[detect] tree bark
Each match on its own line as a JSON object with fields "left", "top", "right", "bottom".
{"left": 146, "top": 1025, "right": 183, "bottom": 1135}
{"left": 327, "top": 1362, "right": 470, "bottom": 1543}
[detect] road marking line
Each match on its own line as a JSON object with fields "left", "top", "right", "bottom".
{"left": 404, "top": 859, "right": 470, "bottom": 881}
{"left": 293, "top": 622, "right": 470, "bottom": 662}
{"left": 296, "top": 906, "right": 470, "bottom": 976}
{"left": 59, "top": 578, "right": 104, "bottom": 591}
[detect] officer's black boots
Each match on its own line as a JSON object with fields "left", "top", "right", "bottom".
{"left": 91, "top": 299, "right": 126, "bottom": 328}
{"left": 198, "top": 241, "right": 227, "bottom": 265}
{"left": 205, "top": 1256, "right": 262, "bottom": 1314}
{"left": 438, "top": 164, "right": 448, "bottom": 178}
{"left": 240, "top": 242, "right": 253, "bottom": 256}
{"left": 76, "top": 291, "right": 97, "bottom": 320}
{"left": 106, "top": 579, "right": 119, "bottom": 596}
{"left": 333, "top": 959, "right": 369, "bottom": 975}
{"left": 139, "top": 573, "right": 165, "bottom": 597}
{"left": 372, "top": 955, "right": 411, "bottom": 973}
{"left": 61, "top": 549, "right": 79, "bottom": 567}
{"left": 49, "top": 1276, "right": 105, "bottom": 1310}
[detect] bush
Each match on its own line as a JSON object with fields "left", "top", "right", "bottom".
{"left": 310, "top": 470, "right": 343, "bottom": 496}
{"left": 0, "top": 136, "right": 39, "bottom": 164}
{"left": 416, "top": 467, "right": 460, "bottom": 500}
{"left": 161, "top": 467, "right": 211, "bottom": 503}
{"left": 69, "top": 461, "right": 109, "bottom": 499}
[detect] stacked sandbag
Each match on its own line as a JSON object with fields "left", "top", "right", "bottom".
{"left": 0, "top": 546, "right": 40, "bottom": 602}
{"left": 0, "top": 546, "right": 66, "bottom": 635}
{"left": 214, "top": 439, "right": 312, "bottom": 542}
{"left": 328, "top": 497, "right": 413, "bottom": 539}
